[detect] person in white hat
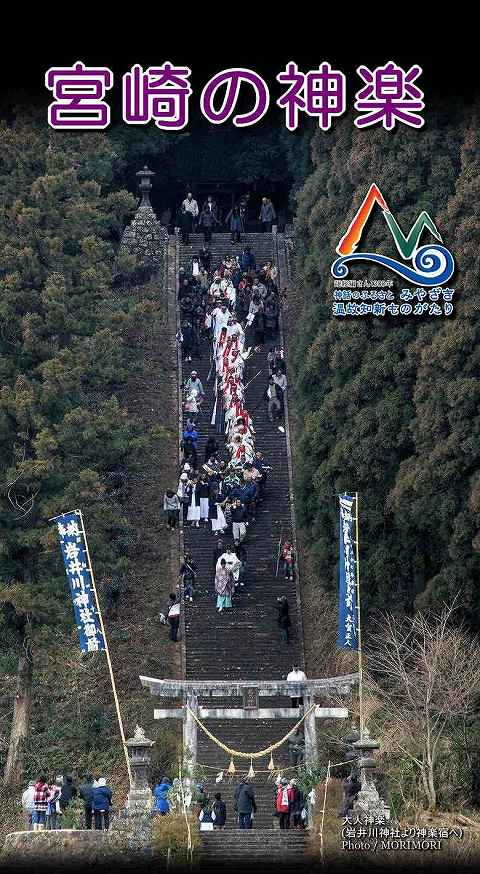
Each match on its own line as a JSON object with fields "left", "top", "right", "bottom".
{"left": 185, "top": 371, "right": 205, "bottom": 403}
{"left": 177, "top": 471, "right": 190, "bottom": 523}
{"left": 186, "top": 477, "right": 201, "bottom": 527}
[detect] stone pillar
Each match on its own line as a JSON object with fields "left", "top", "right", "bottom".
{"left": 303, "top": 694, "right": 318, "bottom": 767}
{"left": 183, "top": 691, "right": 198, "bottom": 776}
{"left": 126, "top": 725, "right": 154, "bottom": 813}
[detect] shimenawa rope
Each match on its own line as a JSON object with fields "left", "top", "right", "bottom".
{"left": 186, "top": 702, "right": 316, "bottom": 758}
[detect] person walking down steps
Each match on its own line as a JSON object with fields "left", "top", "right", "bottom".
{"left": 167, "top": 593, "right": 180, "bottom": 641}
{"left": 276, "top": 595, "right": 291, "bottom": 644}
{"left": 164, "top": 490, "right": 180, "bottom": 531}
{"left": 215, "top": 559, "right": 234, "bottom": 612}
{"left": 179, "top": 552, "right": 197, "bottom": 602}
{"left": 287, "top": 664, "right": 307, "bottom": 708}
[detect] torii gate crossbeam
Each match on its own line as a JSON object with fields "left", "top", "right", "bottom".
{"left": 140, "top": 674, "right": 358, "bottom": 771}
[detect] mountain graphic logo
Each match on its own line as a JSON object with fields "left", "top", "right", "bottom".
{"left": 331, "top": 184, "right": 455, "bottom": 286}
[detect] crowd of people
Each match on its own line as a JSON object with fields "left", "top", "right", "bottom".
{"left": 21, "top": 774, "right": 113, "bottom": 831}
{"left": 164, "top": 239, "right": 297, "bottom": 631}
{"left": 190, "top": 776, "right": 307, "bottom": 831}
{"left": 177, "top": 192, "right": 277, "bottom": 245}
{"left": 152, "top": 775, "right": 307, "bottom": 832}
{"left": 158, "top": 231, "right": 309, "bottom": 835}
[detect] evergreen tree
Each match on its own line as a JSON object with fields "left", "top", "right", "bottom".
{"left": 0, "top": 114, "right": 138, "bottom": 782}
{"left": 291, "top": 105, "right": 468, "bottom": 620}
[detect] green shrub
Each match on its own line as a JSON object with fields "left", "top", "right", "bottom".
{"left": 61, "top": 798, "right": 84, "bottom": 830}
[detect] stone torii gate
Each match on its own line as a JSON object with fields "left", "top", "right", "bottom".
{"left": 140, "top": 674, "right": 358, "bottom": 770}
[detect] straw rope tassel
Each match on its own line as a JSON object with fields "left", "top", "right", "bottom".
{"left": 185, "top": 702, "right": 316, "bottom": 758}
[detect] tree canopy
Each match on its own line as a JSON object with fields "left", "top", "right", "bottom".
{"left": 291, "top": 104, "right": 480, "bottom": 623}
{"left": 0, "top": 114, "right": 142, "bottom": 780}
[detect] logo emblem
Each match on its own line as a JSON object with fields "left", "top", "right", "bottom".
{"left": 331, "top": 184, "right": 454, "bottom": 286}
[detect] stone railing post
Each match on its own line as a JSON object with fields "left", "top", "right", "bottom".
{"left": 303, "top": 693, "right": 318, "bottom": 767}
{"left": 183, "top": 691, "right": 198, "bottom": 777}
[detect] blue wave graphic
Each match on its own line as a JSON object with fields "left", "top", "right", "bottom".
{"left": 331, "top": 245, "right": 455, "bottom": 287}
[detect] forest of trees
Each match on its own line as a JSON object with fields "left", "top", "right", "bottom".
{"left": 0, "top": 112, "right": 154, "bottom": 786}
{"left": 291, "top": 103, "right": 480, "bottom": 625}
{"left": 287, "top": 102, "right": 480, "bottom": 814}
{"left": 0, "top": 105, "right": 303, "bottom": 802}
{"left": 1, "top": 90, "right": 479, "bottom": 826}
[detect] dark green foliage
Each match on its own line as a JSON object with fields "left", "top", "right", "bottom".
{"left": 292, "top": 105, "right": 480, "bottom": 623}
{"left": 0, "top": 117, "right": 141, "bottom": 768}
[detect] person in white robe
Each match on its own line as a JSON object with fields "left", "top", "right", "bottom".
{"left": 186, "top": 481, "right": 200, "bottom": 526}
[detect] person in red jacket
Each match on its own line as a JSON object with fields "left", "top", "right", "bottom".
{"left": 281, "top": 540, "right": 295, "bottom": 581}
{"left": 32, "top": 776, "right": 49, "bottom": 831}
{"left": 275, "top": 778, "right": 294, "bottom": 830}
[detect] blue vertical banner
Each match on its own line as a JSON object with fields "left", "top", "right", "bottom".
{"left": 55, "top": 511, "right": 105, "bottom": 654}
{"left": 338, "top": 493, "right": 359, "bottom": 649}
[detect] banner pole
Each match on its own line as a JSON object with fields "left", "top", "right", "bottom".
{"left": 77, "top": 509, "right": 133, "bottom": 786}
{"left": 319, "top": 759, "right": 331, "bottom": 866}
{"left": 275, "top": 526, "right": 283, "bottom": 577}
{"left": 354, "top": 492, "right": 364, "bottom": 739}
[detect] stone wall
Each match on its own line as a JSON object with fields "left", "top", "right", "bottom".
{"left": 120, "top": 205, "right": 169, "bottom": 272}
{"left": 2, "top": 820, "right": 155, "bottom": 867}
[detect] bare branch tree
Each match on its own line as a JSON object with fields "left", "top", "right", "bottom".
{"left": 366, "top": 602, "right": 480, "bottom": 810}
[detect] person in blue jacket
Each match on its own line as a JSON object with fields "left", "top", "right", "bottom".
{"left": 92, "top": 777, "right": 113, "bottom": 831}
{"left": 183, "top": 423, "right": 199, "bottom": 448}
{"left": 153, "top": 777, "right": 172, "bottom": 816}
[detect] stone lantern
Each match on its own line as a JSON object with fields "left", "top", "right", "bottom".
{"left": 136, "top": 165, "right": 155, "bottom": 208}
{"left": 119, "top": 165, "right": 168, "bottom": 274}
{"left": 126, "top": 725, "right": 155, "bottom": 813}
{"left": 350, "top": 728, "right": 390, "bottom": 822}
{"left": 343, "top": 725, "right": 361, "bottom": 769}
{"left": 352, "top": 727, "right": 380, "bottom": 771}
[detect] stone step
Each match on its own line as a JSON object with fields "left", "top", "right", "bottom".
{"left": 175, "top": 235, "right": 307, "bottom": 863}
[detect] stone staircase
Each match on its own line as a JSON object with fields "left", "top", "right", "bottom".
{"left": 200, "top": 828, "right": 310, "bottom": 867}
{"left": 176, "top": 233, "right": 307, "bottom": 863}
